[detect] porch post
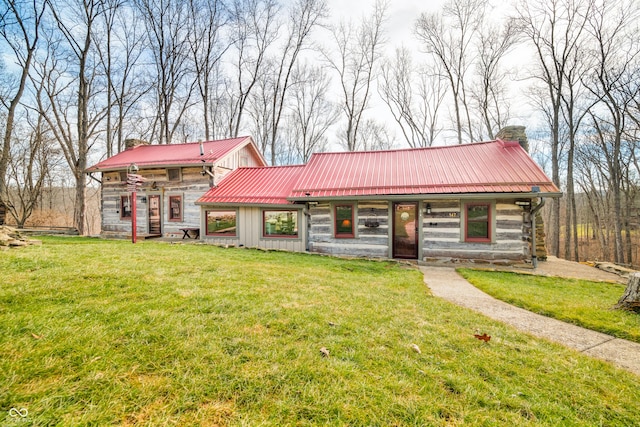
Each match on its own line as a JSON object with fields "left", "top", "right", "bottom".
{"left": 131, "top": 190, "right": 137, "bottom": 244}
{"left": 127, "top": 163, "right": 141, "bottom": 244}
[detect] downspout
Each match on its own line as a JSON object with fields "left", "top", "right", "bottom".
{"left": 530, "top": 197, "right": 545, "bottom": 268}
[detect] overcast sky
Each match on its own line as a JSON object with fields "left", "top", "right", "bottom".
{"left": 324, "top": 0, "right": 444, "bottom": 59}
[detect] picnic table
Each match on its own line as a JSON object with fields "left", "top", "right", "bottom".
{"left": 180, "top": 228, "right": 200, "bottom": 239}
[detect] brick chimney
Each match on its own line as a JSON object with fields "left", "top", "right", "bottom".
{"left": 496, "top": 125, "right": 529, "bottom": 152}
{"left": 124, "top": 139, "right": 150, "bottom": 150}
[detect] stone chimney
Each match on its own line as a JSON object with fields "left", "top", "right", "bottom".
{"left": 124, "top": 139, "right": 150, "bottom": 150}
{"left": 496, "top": 125, "right": 529, "bottom": 152}
{"left": 496, "top": 125, "right": 548, "bottom": 262}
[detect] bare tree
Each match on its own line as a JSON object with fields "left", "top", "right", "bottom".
{"left": 415, "top": 0, "right": 486, "bottom": 144}
{"left": 36, "top": 0, "right": 107, "bottom": 234}
{"left": 0, "top": 0, "right": 46, "bottom": 213}
{"left": 357, "top": 118, "right": 395, "bottom": 151}
{"left": 263, "top": 0, "right": 327, "bottom": 164}
{"left": 325, "top": 0, "right": 388, "bottom": 151}
{"left": 226, "top": 0, "right": 280, "bottom": 138}
{"left": 517, "top": 0, "right": 592, "bottom": 257}
{"left": 247, "top": 0, "right": 327, "bottom": 164}
{"left": 5, "top": 110, "right": 51, "bottom": 227}
{"left": 379, "top": 47, "right": 445, "bottom": 147}
{"left": 135, "top": 0, "right": 196, "bottom": 144}
{"left": 583, "top": 0, "right": 640, "bottom": 264}
{"left": 576, "top": 139, "right": 613, "bottom": 261}
{"left": 248, "top": 60, "right": 274, "bottom": 155}
{"left": 0, "top": 60, "right": 10, "bottom": 106}
{"left": 472, "top": 18, "right": 518, "bottom": 140}
{"left": 207, "top": 61, "right": 234, "bottom": 140}
{"left": 95, "top": 0, "right": 120, "bottom": 157}
{"left": 284, "top": 62, "right": 337, "bottom": 163}
{"left": 560, "top": 49, "right": 594, "bottom": 262}
{"left": 95, "top": 0, "right": 150, "bottom": 155}
{"left": 187, "top": 0, "right": 230, "bottom": 141}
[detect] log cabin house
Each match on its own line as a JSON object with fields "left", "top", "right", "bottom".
{"left": 87, "top": 136, "right": 560, "bottom": 265}
{"left": 195, "top": 139, "right": 561, "bottom": 265}
{"left": 86, "top": 137, "right": 266, "bottom": 238}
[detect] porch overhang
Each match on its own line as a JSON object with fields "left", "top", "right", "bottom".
{"left": 288, "top": 191, "right": 563, "bottom": 203}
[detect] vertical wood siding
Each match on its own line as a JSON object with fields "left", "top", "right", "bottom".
{"left": 216, "top": 145, "right": 263, "bottom": 170}
{"left": 201, "top": 205, "right": 306, "bottom": 252}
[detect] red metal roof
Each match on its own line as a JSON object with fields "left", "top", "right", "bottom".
{"left": 196, "top": 165, "right": 306, "bottom": 205}
{"left": 195, "top": 140, "right": 559, "bottom": 206}
{"left": 86, "top": 136, "right": 265, "bottom": 172}
{"left": 289, "top": 140, "right": 560, "bottom": 199}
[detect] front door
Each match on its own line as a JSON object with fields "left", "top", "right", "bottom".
{"left": 148, "top": 195, "right": 161, "bottom": 235}
{"left": 393, "top": 202, "right": 418, "bottom": 259}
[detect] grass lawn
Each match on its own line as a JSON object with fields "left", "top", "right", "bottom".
{"left": 458, "top": 269, "right": 640, "bottom": 344}
{"left": 1, "top": 238, "right": 640, "bottom": 426}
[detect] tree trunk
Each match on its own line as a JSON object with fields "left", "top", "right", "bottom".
{"left": 616, "top": 272, "right": 640, "bottom": 312}
{"left": 73, "top": 171, "right": 87, "bottom": 235}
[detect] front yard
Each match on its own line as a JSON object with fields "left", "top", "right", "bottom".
{"left": 459, "top": 269, "right": 640, "bottom": 343}
{"left": 2, "top": 237, "right": 640, "bottom": 425}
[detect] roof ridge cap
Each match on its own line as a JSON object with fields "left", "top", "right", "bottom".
{"left": 237, "top": 164, "right": 305, "bottom": 170}
{"left": 310, "top": 141, "right": 504, "bottom": 157}
{"left": 188, "top": 136, "right": 247, "bottom": 145}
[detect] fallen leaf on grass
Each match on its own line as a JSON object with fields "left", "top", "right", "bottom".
{"left": 31, "top": 333, "right": 43, "bottom": 340}
{"left": 410, "top": 343, "right": 421, "bottom": 354}
{"left": 319, "top": 347, "right": 330, "bottom": 357}
{"left": 474, "top": 333, "right": 491, "bottom": 343}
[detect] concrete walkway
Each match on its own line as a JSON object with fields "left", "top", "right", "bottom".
{"left": 420, "top": 266, "right": 640, "bottom": 376}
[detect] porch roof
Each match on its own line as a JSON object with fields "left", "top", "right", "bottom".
{"left": 196, "top": 165, "right": 306, "bottom": 205}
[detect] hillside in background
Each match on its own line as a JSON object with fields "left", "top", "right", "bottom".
{"left": 3, "top": 187, "right": 100, "bottom": 235}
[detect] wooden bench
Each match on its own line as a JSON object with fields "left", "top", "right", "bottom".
{"left": 180, "top": 228, "right": 200, "bottom": 239}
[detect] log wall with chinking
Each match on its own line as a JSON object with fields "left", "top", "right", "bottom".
{"left": 422, "top": 199, "right": 528, "bottom": 263}
{"left": 305, "top": 198, "right": 528, "bottom": 262}
{"left": 308, "top": 201, "right": 390, "bottom": 257}
{"left": 100, "top": 167, "right": 218, "bottom": 237}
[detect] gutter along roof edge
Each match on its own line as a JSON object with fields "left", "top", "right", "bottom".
{"left": 287, "top": 191, "right": 563, "bottom": 202}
